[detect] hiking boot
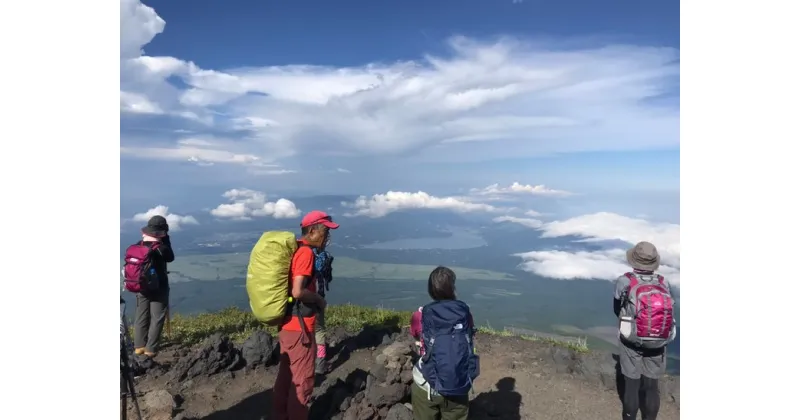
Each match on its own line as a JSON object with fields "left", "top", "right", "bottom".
{"left": 315, "top": 357, "right": 328, "bottom": 375}
{"left": 134, "top": 347, "right": 146, "bottom": 355}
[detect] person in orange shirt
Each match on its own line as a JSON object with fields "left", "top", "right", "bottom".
{"left": 273, "top": 210, "right": 339, "bottom": 420}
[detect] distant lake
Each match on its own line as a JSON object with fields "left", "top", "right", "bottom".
{"left": 363, "top": 228, "right": 487, "bottom": 250}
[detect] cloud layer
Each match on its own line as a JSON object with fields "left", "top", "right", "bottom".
{"left": 493, "top": 216, "right": 543, "bottom": 228}
{"left": 470, "top": 182, "right": 571, "bottom": 197}
{"left": 210, "top": 189, "right": 301, "bottom": 220}
{"left": 131, "top": 205, "right": 199, "bottom": 232}
{"left": 120, "top": 0, "right": 679, "bottom": 173}
{"left": 343, "top": 191, "right": 500, "bottom": 218}
{"left": 340, "top": 182, "right": 568, "bottom": 217}
{"left": 510, "top": 212, "right": 681, "bottom": 286}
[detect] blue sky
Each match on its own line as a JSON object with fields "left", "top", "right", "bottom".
{"left": 140, "top": 0, "right": 679, "bottom": 68}
{"left": 120, "top": 0, "right": 680, "bottom": 284}
{"left": 121, "top": 0, "right": 679, "bottom": 203}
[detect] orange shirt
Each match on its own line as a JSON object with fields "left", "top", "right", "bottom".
{"left": 281, "top": 239, "right": 317, "bottom": 332}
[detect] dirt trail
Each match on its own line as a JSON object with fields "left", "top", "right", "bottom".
{"left": 126, "top": 328, "right": 679, "bottom": 420}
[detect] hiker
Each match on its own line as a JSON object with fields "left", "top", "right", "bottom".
{"left": 312, "top": 238, "right": 335, "bottom": 375}
{"left": 409, "top": 266, "right": 479, "bottom": 420}
{"left": 126, "top": 215, "right": 175, "bottom": 358}
{"left": 273, "top": 210, "right": 339, "bottom": 420}
{"left": 614, "top": 241, "right": 677, "bottom": 420}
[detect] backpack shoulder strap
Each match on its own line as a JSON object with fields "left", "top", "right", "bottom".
{"left": 295, "top": 243, "right": 314, "bottom": 258}
{"left": 143, "top": 241, "right": 161, "bottom": 257}
{"left": 623, "top": 272, "right": 639, "bottom": 288}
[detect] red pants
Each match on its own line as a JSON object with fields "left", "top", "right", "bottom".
{"left": 273, "top": 329, "right": 316, "bottom": 420}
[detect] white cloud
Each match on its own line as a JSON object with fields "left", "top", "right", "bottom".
{"left": 210, "top": 189, "right": 301, "bottom": 220}
{"left": 120, "top": 143, "right": 261, "bottom": 165}
{"left": 492, "top": 216, "right": 543, "bottom": 229}
{"left": 120, "top": 91, "right": 163, "bottom": 114}
{"left": 121, "top": 136, "right": 267, "bottom": 165}
{"left": 524, "top": 210, "right": 542, "bottom": 217}
{"left": 470, "top": 182, "right": 572, "bottom": 197}
{"left": 120, "top": 0, "right": 164, "bottom": 60}
{"left": 513, "top": 212, "right": 680, "bottom": 286}
{"left": 131, "top": 205, "right": 199, "bottom": 232}
{"left": 336, "top": 168, "right": 352, "bottom": 173}
{"left": 120, "top": 0, "right": 679, "bottom": 167}
{"left": 247, "top": 168, "right": 298, "bottom": 176}
{"left": 343, "top": 191, "right": 500, "bottom": 218}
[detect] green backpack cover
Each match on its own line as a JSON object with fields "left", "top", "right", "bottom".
{"left": 246, "top": 231, "right": 298, "bottom": 325}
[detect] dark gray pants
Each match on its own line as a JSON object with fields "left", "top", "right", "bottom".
{"left": 133, "top": 290, "right": 169, "bottom": 354}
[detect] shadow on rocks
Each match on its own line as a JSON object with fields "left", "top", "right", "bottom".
{"left": 309, "top": 368, "right": 370, "bottom": 420}
{"left": 469, "top": 377, "right": 522, "bottom": 420}
{"left": 199, "top": 388, "right": 274, "bottom": 420}
{"left": 326, "top": 321, "right": 403, "bottom": 374}
{"left": 310, "top": 332, "right": 417, "bottom": 420}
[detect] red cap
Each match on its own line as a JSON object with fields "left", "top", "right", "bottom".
{"left": 300, "top": 210, "right": 339, "bottom": 229}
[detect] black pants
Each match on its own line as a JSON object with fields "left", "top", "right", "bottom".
{"left": 622, "top": 375, "right": 660, "bottom": 420}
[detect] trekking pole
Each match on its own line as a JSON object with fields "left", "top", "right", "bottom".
{"left": 121, "top": 298, "right": 144, "bottom": 420}
{"left": 121, "top": 357, "right": 142, "bottom": 420}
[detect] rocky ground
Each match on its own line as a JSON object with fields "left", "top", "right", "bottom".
{"left": 123, "top": 325, "right": 680, "bottom": 420}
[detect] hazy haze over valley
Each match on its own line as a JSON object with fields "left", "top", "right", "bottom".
{"left": 120, "top": 193, "right": 681, "bottom": 373}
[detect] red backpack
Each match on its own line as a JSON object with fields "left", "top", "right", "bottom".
{"left": 620, "top": 272, "right": 675, "bottom": 349}
{"left": 122, "top": 242, "right": 161, "bottom": 294}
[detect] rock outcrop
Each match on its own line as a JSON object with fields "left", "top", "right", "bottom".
{"left": 123, "top": 325, "right": 680, "bottom": 420}
{"left": 169, "top": 333, "right": 242, "bottom": 383}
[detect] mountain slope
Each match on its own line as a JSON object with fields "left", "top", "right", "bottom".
{"left": 122, "top": 307, "right": 679, "bottom": 420}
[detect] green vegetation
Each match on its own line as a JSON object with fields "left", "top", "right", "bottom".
{"left": 477, "top": 322, "right": 590, "bottom": 353}
{"left": 131, "top": 253, "right": 516, "bottom": 283}
{"left": 134, "top": 305, "right": 588, "bottom": 354}
{"left": 152, "top": 304, "right": 413, "bottom": 347}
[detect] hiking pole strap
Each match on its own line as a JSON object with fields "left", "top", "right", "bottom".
{"left": 296, "top": 303, "right": 311, "bottom": 341}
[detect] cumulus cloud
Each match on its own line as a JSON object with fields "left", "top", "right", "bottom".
{"left": 343, "top": 191, "right": 500, "bottom": 218}
{"left": 120, "top": 0, "right": 679, "bottom": 168}
{"left": 210, "top": 189, "right": 301, "bottom": 220}
{"left": 120, "top": 0, "right": 164, "bottom": 60}
{"left": 513, "top": 212, "right": 680, "bottom": 285}
{"left": 470, "top": 182, "right": 572, "bottom": 197}
{"left": 131, "top": 205, "right": 199, "bottom": 231}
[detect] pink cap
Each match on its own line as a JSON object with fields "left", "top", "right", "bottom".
{"left": 300, "top": 210, "right": 340, "bottom": 229}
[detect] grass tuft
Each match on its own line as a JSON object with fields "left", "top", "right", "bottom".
{"left": 476, "top": 323, "right": 590, "bottom": 353}
{"left": 130, "top": 304, "right": 414, "bottom": 347}
{"left": 129, "top": 304, "right": 589, "bottom": 353}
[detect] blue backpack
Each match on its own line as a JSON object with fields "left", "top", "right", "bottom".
{"left": 420, "top": 300, "right": 480, "bottom": 396}
{"left": 312, "top": 249, "right": 334, "bottom": 297}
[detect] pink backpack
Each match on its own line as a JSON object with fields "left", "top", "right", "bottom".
{"left": 621, "top": 272, "right": 675, "bottom": 349}
{"left": 122, "top": 242, "right": 160, "bottom": 293}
